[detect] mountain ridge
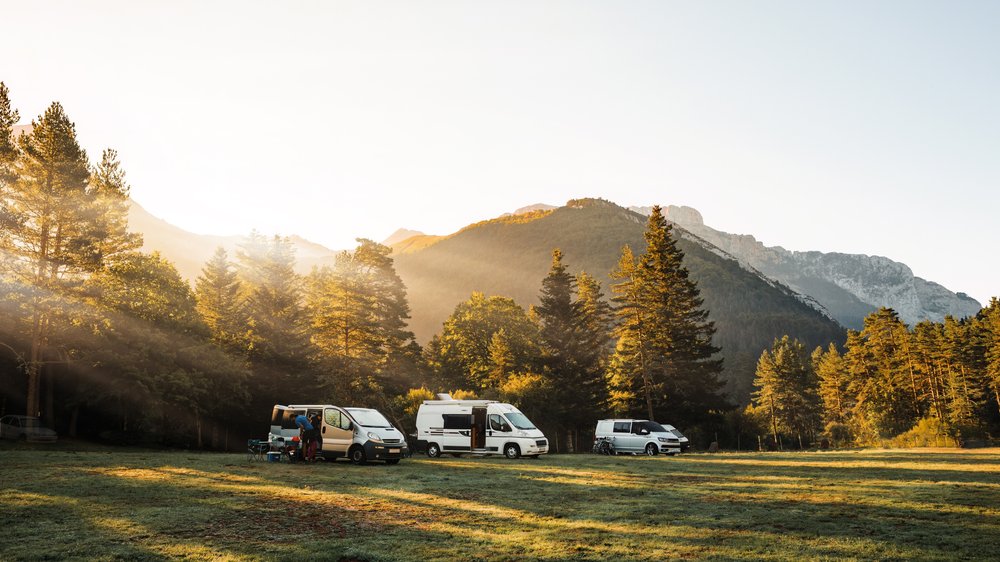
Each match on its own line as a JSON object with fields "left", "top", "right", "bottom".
{"left": 629, "top": 205, "right": 981, "bottom": 328}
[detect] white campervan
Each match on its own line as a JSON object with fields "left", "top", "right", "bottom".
{"left": 416, "top": 399, "right": 548, "bottom": 459}
{"left": 271, "top": 404, "right": 408, "bottom": 464}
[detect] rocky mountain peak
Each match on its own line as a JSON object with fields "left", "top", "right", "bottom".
{"left": 630, "top": 205, "right": 980, "bottom": 328}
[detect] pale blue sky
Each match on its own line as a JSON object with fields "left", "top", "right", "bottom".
{"left": 5, "top": 1, "right": 998, "bottom": 304}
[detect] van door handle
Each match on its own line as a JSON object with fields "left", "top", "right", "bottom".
{"left": 322, "top": 427, "right": 326, "bottom": 434}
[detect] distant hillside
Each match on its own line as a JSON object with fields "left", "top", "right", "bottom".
{"left": 391, "top": 198, "right": 846, "bottom": 403}
{"left": 127, "top": 201, "right": 337, "bottom": 281}
{"left": 383, "top": 228, "right": 426, "bottom": 246}
{"left": 630, "top": 205, "right": 982, "bottom": 329}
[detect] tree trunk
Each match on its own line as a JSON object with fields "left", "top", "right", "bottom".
{"left": 45, "top": 364, "right": 54, "bottom": 428}
{"left": 69, "top": 404, "right": 79, "bottom": 438}
{"left": 196, "top": 411, "right": 203, "bottom": 448}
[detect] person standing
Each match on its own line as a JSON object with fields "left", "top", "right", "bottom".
{"left": 294, "top": 412, "right": 317, "bottom": 462}
{"left": 309, "top": 413, "right": 323, "bottom": 458}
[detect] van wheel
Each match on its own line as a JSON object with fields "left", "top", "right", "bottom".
{"left": 645, "top": 443, "right": 658, "bottom": 456}
{"left": 426, "top": 443, "right": 441, "bottom": 458}
{"left": 504, "top": 444, "right": 521, "bottom": 459}
{"left": 350, "top": 446, "right": 367, "bottom": 465}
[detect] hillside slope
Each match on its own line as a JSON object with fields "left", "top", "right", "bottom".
{"left": 128, "top": 201, "right": 337, "bottom": 281}
{"left": 392, "top": 198, "right": 846, "bottom": 402}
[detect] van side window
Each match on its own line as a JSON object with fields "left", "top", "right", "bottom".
{"left": 443, "top": 414, "right": 472, "bottom": 430}
{"left": 325, "top": 409, "right": 352, "bottom": 430}
{"left": 489, "top": 414, "right": 510, "bottom": 432}
{"left": 613, "top": 422, "right": 630, "bottom": 433}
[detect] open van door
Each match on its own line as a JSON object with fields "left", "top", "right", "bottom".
{"left": 471, "top": 406, "right": 487, "bottom": 450}
{"left": 321, "top": 407, "right": 353, "bottom": 458}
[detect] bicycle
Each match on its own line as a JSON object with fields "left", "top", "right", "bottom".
{"left": 592, "top": 436, "right": 616, "bottom": 455}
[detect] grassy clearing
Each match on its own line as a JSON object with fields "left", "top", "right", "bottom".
{"left": 2, "top": 445, "right": 999, "bottom": 561}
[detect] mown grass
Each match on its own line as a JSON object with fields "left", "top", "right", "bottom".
{"left": 2, "top": 445, "right": 999, "bottom": 561}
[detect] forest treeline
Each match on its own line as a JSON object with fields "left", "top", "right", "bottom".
{"left": 0, "top": 88, "right": 730, "bottom": 450}
{"left": 2, "top": 87, "right": 997, "bottom": 450}
{"left": 748, "top": 304, "right": 1000, "bottom": 448}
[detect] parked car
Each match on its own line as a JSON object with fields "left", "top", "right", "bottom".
{"left": 661, "top": 423, "right": 690, "bottom": 452}
{"left": 0, "top": 415, "right": 58, "bottom": 443}
{"left": 594, "top": 419, "right": 680, "bottom": 456}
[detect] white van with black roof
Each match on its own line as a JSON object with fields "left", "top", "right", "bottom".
{"left": 594, "top": 419, "right": 682, "bottom": 456}
{"left": 415, "top": 398, "right": 548, "bottom": 459}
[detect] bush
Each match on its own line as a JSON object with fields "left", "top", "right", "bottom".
{"left": 889, "top": 417, "right": 957, "bottom": 448}
{"left": 824, "top": 421, "right": 852, "bottom": 448}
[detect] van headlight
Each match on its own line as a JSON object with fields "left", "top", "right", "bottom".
{"left": 367, "top": 432, "right": 383, "bottom": 443}
{"left": 658, "top": 437, "right": 672, "bottom": 443}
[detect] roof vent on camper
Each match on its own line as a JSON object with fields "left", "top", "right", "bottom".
{"left": 436, "top": 393, "right": 453, "bottom": 400}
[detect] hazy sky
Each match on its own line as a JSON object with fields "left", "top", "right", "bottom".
{"left": 5, "top": 1, "right": 998, "bottom": 304}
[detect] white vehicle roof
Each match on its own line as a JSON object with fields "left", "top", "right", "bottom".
{"left": 421, "top": 399, "right": 500, "bottom": 406}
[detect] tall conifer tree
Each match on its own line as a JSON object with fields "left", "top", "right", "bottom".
{"left": 610, "top": 206, "right": 726, "bottom": 425}
{"left": 813, "top": 343, "right": 850, "bottom": 425}
{"left": 195, "top": 247, "right": 245, "bottom": 351}
{"left": 535, "top": 250, "right": 610, "bottom": 449}
{"left": 0, "top": 98, "right": 139, "bottom": 416}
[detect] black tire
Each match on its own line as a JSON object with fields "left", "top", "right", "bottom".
{"left": 386, "top": 459, "right": 401, "bottom": 465}
{"left": 350, "top": 446, "right": 367, "bottom": 465}
{"left": 426, "top": 443, "right": 441, "bottom": 458}
{"left": 645, "top": 443, "right": 658, "bottom": 456}
{"left": 504, "top": 443, "right": 521, "bottom": 459}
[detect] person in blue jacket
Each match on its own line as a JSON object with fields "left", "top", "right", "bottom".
{"left": 294, "top": 413, "right": 317, "bottom": 462}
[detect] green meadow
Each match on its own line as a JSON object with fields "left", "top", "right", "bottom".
{"left": 2, "top": 446, "right": 998, "bottom": 561}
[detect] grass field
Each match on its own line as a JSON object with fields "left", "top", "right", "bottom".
{"left": 2, "top": 444, "right": 999, "bottom": 561}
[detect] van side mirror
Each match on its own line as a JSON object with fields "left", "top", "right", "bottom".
{"left": 501, "top": 424, "right": 512, "bottom": 432}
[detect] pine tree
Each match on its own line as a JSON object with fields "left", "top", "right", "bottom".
{"left": 306, "top": 239, "right": 418, "bottom": 403}
{"left": 610, "top": 206, "right": 726, "bottom": 425}
{"left": 575, "top": 271, "right": 615, "bottom": 407}
{"left": 195, "top": 247, "right": 245, "bottom": 350}
{"left": 911, "top": 320, "right": 949, "bottom": 422}
{"left": 813, "top": 343, "right": 850, "bottom": 425}
{"left": 752, "top": 336, "right": 821, "bottom": 448}
{"left": 844, "top": 309, "right": 919, "bottom": 442}
{"left": 0, "top": 82, "right": 18, "bottom": 187}
{"left": 941, "top": 316, "right": 983, "bottom": 430}
{"left": 237, "top": 232, "right": 314, "bottom": 405}
{"left": 0, "top": 99, "right": 139, "bottom": 416}
{"left": 609, "top": 245, "right": 654, "bottom": 416}
{"left": 981, "top": 298, "right": 1000, "bottom": 415}
{"left": 535, "top": 250, "right": 610, "bottom": 450}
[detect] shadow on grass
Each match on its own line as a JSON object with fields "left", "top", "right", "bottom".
{"left": 2, "top": 450, "right": 999, "bottom": 561}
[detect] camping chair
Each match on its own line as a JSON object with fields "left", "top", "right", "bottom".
{"left": 247, "top": 439, "right": 269, "bottom": 462}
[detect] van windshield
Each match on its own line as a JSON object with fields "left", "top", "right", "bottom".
{"left": 504, "top": 413, "right": 536, "bottom": 430}
{"left": 642, "top": 421, "right": 667, "bottom": 433}
{"left": 345, "top": 408, "right": 392, "bottom": 428}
